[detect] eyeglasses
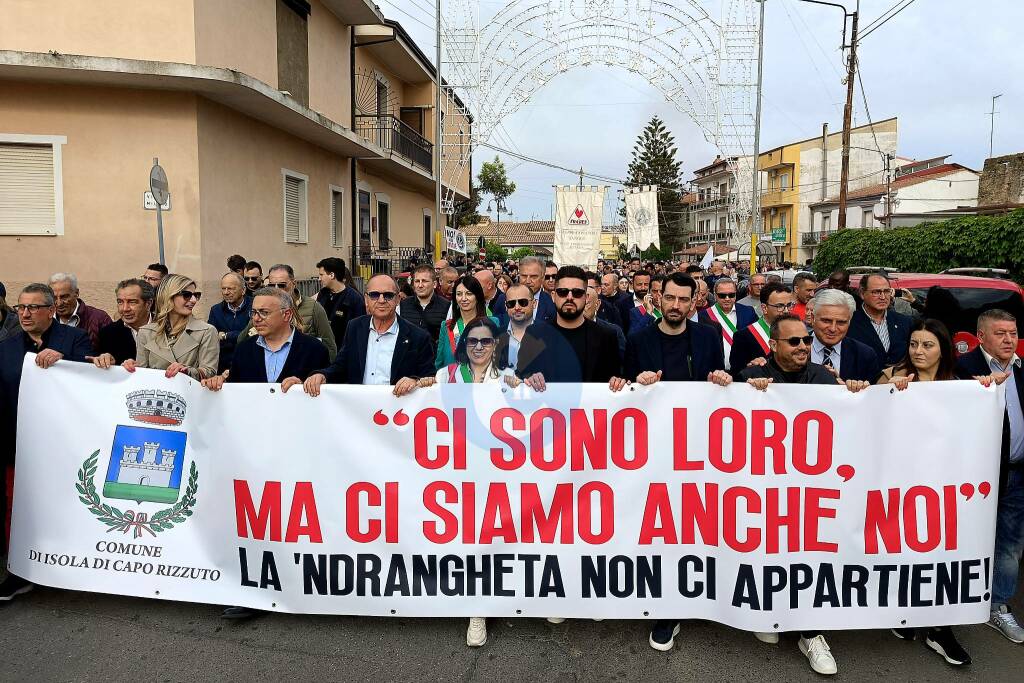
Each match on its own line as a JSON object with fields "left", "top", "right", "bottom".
{"left": 544, "top": 274, "right": 557, "bottom": 280}
{"left": 178, "top": 291, "right": 202, "bottom": 301}
{"left": 505, "top": 298, "right": 531, "bottom": 309}
{"left": 14, "top": 304, "right": 51, "bottom": 313}
{"left": 764, "top": 302, "right": 796, "bottom": 312}
{"left": 716, "top": 292, "right": 737, "bottom": 299}
{"left": 465, "top": 337, "right": 496, "bottom": 348}
{"left": 250, "top": 308, "right": 284, "bottom": 320}
{"left": 776, "top": 335, "right": 813, "bottom": 347}
{"left": 866, "top": 288, "right": 894, "bottom": 297}
{"left": 554, "top": 287, "right": 587, "bottom": 299}
{"left": 270, "top": 282, "right": 290, "bottom": 289}
{"left": 244, "top": 276, "right": 262, "bottom": 282}
{"left": 366, "top": 291, "right": 397, "bottom": 302}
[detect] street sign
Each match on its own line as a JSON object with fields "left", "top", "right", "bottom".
{"left": 444, "top": 226, "right": 467, "bottom": 254}
{"left": 771, "top": 227, "right": 786, "bottom": 245}
{"left": 478, "top": 248, "right": 486, "bottom": 260}
{"left": 149, "top": 162, "right": 169, "bottom": 205}
{"left": 143, "top": 191, "right": 171, "bottom": 211}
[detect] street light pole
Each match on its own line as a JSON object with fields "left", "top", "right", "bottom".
{"left": 750, "top": 0, "right": 766, "bottom": 274}
{"left": 989, "top": 93, "right": 1002, "bottom": 159}
{"left": 434, "top": 0, "right": 443, "bottom": 260}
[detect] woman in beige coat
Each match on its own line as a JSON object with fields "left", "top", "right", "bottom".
{"left": 123, "top": 273, "right": 219, "bottom": 380}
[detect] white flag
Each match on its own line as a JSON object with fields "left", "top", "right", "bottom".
{"left": 625, "top": 186, "right": 659, "bottom": 251}
{"left": 699, "top": 245, "right": 715, "bottom": 269}
{"left": 553, "top": 186, "right": 606, "bottom": 267}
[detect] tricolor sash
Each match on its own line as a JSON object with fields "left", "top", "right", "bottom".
{"left": 704, "top": 303, "right": 737, "bottom": 345}
{"left": 750, "top": 318, "right": 771, "bottom": 355}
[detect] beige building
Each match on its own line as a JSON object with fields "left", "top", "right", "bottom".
{"left": 0, "top": 0, "right": 470, "bottom": 313}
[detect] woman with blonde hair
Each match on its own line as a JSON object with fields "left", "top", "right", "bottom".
{"left": 123, "top": 273, "right": 219, "bottom": 380}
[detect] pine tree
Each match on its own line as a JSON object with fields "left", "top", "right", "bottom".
{"left": 623, "top": 116, "right": 685, "bottom": 252}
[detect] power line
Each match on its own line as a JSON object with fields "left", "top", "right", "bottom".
{"left": 859, "top": 0, "right": 919, "bottom": 42}
{"left": 479, "top": 142, "right": 627, "bottom": 185}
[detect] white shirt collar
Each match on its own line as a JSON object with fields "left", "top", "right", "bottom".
{"left": 980, "top": 345, "right": 1021, "bottom": 372}
{"left": 369, "top": 316, "right": 400, "bottom": 336}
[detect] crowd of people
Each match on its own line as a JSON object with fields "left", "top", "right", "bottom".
{"left": 0, "top": 251, "right": 1022, "bottom": 674}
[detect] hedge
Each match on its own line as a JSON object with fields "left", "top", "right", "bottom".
{"left": 812, "top": 209, "right": 1024, "bottom": 282}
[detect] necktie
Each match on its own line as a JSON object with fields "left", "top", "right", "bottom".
{"left": 822, "top": 346, "right": 834, "bottom": 367}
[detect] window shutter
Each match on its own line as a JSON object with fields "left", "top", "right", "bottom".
{"left": 283, "top": 174, "right": 306, "bottom": 243}
{"left": 330, "top": 190, "right": 343, "bottom": 247}
{"left": 0, "top": 143, "right": 56, "bottom": 234}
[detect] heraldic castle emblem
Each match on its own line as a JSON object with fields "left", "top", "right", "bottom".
{"left": 76, "top": 390, "right": 198, "bottom": 537}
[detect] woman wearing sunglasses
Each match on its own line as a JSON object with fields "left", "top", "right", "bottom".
{"left": 434, "top": 275, "right": 500, "bottom": 369}
{"left": 876, "top": 318, "right": 1006, "bottom": 666}
{"left": 123, "top": 274, "right": 219, "bottom": 380}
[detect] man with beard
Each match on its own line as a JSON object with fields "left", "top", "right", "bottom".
{"left": 517, "top": 265, "right": 621, "bottom": 385}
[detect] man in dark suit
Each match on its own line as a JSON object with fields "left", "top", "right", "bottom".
{"left": 848, "top": 272, "right": 911, "bottom": 366}
{"left": 956, "top": 309, "right": 1024, "bottom": 643}
{"left": 0, "top": 283, "right": 92, "bottom": 600}
{"left": 301, "top": 274, "right": 434, "bottom": 397}
{"left": 518, "top": 256, "right": 556, "bottom": 323}
{"left": 624, "top": 273, "right": 729, "bottom": 383}
{"left": 474, "top": 269, "right": 508, "bottom": 329}
{"left": 92, "top": 278, "right": 155, "bottom": 366}
{"left": 208, "top": 272, "right": 252, "bottom": 374}
{"left": 600, "top": 272, "right": 634, "bottom": 336}
{"left": 518, "top": 266, "right": 621, "bottom": 385}
{"left": 807, "top": 288, "right": 882, "bottom": 383}
{"left": 729, "top": 283, "right": 794, "bottom": 376}
{"left": 698, "top": 278, "right": 757, "bottom": 371}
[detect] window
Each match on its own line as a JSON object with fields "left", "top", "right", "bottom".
{"left": 0, "top": 136, "right": 66, "bottom": 235}
{"left": 863, "top": 208, "right": 874, "bottom": 228}
{"left": 358, "top": 190, "right": 371, "bottom": 242}
{"left": 423, "top": 212, "right": 432, "bottom": 250}
{"left": 779, "top": 173, "right": 789, "bottom": 190}
{"left": 779, "top": 210, "right": 787, "bottom": 230}
{"left": 329, "top": 188, "right": 344, "bottom": 248}
{"left": 718, "top": 216, "right": 726, "bottom": 232}
{"left": 376, "top": 199, "right": 390, "bottom": 248}
{"left": 276, "top": 0, "right": 309, "bottom": 106}
{"left": 822, "top": 214, "right": 831, "bottom": 232}
{"left": 282, "top": 170, "right": 308, "bottom": 243}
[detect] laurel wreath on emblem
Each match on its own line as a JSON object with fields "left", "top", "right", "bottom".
{"left": 75, "top": 450, "right": 198, "bottom": 538}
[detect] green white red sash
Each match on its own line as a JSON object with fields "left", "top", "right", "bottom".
{"left": 750, "top": 318, "right": 771, "bottom": 354}
{"left": 704, "top": 303, "right": 737, "bottom": 344}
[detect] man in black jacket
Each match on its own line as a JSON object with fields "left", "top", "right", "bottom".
{"left": 807, "top": 288, "right": 882, "bottom": 383}
{"left": 729, "top": 283, "right": 795, "bottom": 375}
{"left": 399, "top": 264, "right": 449, "bottom": 352}
{"left": 302, "top": 274, "right": 434, "bottom": 397}
{"left": 518, "top": 266, "right": 621, "bottom": 386}
{"left": 956, "top": 309, "right": 1024, "bottom": 643}
{"left": 0, "top": 283, "right": 92, "bottom": 600}
{"left": 92, "top": 278, "right": 155, "bottom": 366}
{"left": 315, "top": 257, "right": 365, "bottom": 349}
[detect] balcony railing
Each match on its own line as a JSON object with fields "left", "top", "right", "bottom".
{"left": 355, "top": 114, "right": 433, "bottom": 172}
{"left": 802, "top": 230, "right": 837, "bottom": 246}
{"left": 691, "top": 195, "right": 736, "bottom": 212}
{"left": 354, "top": 244, "right": 432, "bottom": 278}
{"left": 689, "top": 231, "right": 730, "bottom": 245}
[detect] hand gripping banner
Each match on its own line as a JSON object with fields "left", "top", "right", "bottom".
{"left": 9, "top": 358, "right": 1004, "bottom": 631}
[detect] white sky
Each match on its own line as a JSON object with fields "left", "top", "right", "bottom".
{"left": 379, "top": 0, "right": 1024, "bottom": 224}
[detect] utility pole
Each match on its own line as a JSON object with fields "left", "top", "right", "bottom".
{"left": 988, "top": 93, "right": 1002, "bottom": 159}
{"left": 882, "top": 152, "right": 894, "bottom": 228}
{"left": 836, "top": 6, "right": 859, "bottom": 229}
{"left": 578, "top": 167, "right": 585, "bottom": 191}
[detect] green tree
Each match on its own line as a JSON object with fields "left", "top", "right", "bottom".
{"left": 483, "top": 240, "right": 508, "bottom": 262}
{"left": 510, "top": 247, "right": 534, "bottom": 260}
{"left": 451, "top": 182, "right": 482, "bottom": 228}
{"left": 623, "top": 116, "right": 685, "bottom": 251}
{"left": 477, "top": 156, "right": 516, "bottom": 214}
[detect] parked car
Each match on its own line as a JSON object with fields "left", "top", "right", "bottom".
{"left": 843, "top": 272, "right": 1024, "bottom": 356}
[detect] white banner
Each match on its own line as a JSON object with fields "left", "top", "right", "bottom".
{"left": 444, "top": 227, "right": 467, "bottom": 254}
{"left": 553, "top": 185, "right": 605, "bottom": 267}
{"left": 625, "top": 186, "right": 659, "bottom": 252}
{"left": 10, "top": 358, "right": 1004, "bottom": 630}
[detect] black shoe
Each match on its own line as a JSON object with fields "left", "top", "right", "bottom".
{"left": 891, "top": 627, "right": 916, "bottom": 640}
{"left": 925, "top": 627, "right": 971, "bottom": 666}
{"left": 648, "top": 620, "right": 681, "bottom": 651}
{"left": 221, "top": 605, "right": 264, "bottom": 620}
{"left": 0, "top": 574, "right": 34, "bottom": 602}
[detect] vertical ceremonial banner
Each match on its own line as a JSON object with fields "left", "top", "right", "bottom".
{"left": 553, "top": 185, "right": 605, "bottom": 267}
{"left": 625, "top": 186, "right": 660, "bottom": 252}
{"left": 9, "top": 359, "right": 1005, "bottom": 629}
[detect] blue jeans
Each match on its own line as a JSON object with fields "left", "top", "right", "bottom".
{"left": 993, "top": 468, "right": 1024, "bottom": 607}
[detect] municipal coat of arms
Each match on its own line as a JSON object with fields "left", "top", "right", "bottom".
{"left": 76, "top": 390, "right": 198, "bottom": 537}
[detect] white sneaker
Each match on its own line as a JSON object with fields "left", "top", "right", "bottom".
{"left": 988, "top": 604, "right": 1024, "bottom": 643}
{"left": 466, "top": 617, "right": 487, "bottom": 647}
{"left": 798, "top": 635, "right": 838, "bottom": 675}
{"left": 754, "top": 631, "right": 779, "bottom": 644}
{"left": 546, "top": 617, "right": 566, "bottom": 624}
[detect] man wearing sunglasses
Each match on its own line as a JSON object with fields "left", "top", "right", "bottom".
{"left": 516, "top": 266, "right": 621, "bottom": 387}
{"left": 699, "top": 278, "right": 757, "bottom": 371}
{"left": 300, "top": 274, "right": 433, "bottom": 397}
{"left": 729, "top": 282, "right": 795, "bottom": 376}
{"left": 495, "top": 283, "right": 535, "bottom": 373}
{"left": 242, "top": 261, "right": 264, "bottom": 295}
{"left": 737, "top": 313, "right": 866, "bottom": 676}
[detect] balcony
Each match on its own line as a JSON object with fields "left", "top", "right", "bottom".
{"left": 761, "top": 188, "right": 795, "bottom": 207}
{"left": 691, "top": 195, "right": 736, "bottom": 212}
{"left": 689, "top": 231, "right": 730, "bottom": 245}
{"left": 802, "top": 230, "right": 837, "bottom": 246}
{"left": 355, "top": 114, "right": 433, "bottom": 172}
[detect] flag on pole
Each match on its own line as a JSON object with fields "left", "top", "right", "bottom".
{"left": 553, "top": 185, "right": 606, "bottom": 266}
{"left": 699, "top": 245, "right": 714, "bottom": 269}
{"left": 625, "top": 186, "right": 659, "bottom": 251}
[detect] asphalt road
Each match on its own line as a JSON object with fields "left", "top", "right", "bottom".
{"left": 1, "top": 564, "right": 1022, "bottom": 682}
